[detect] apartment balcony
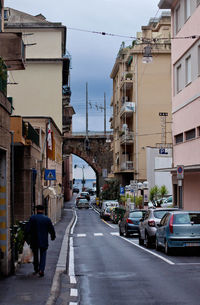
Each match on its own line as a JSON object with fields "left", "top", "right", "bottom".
{"left": 0, "top": 32, "right": 25, "bottom": 70}
{"left": 120, "top": 161, "right": 134, "bottom": 171}
{"left": 120, "top": 72, "right": 133, "bottom": 90}
{"left": 120, "top": 102, "right": 135, "bottom": 118}
{"left": 120, "top": 131, "right": 134, "bottom": 145}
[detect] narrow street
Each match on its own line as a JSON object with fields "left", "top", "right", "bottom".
{"left": 69, "top": 202, "right": 200, "bottom": 305}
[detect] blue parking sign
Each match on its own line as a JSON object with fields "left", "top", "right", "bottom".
{"left": 120, "top": 186, "right": 125, "bottom": 195}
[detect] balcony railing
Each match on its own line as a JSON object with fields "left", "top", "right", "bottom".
{"left": 120, "top": 102, "right": 135, "bottom": 117}
{"left": 120, "top": 161, "right": 134, "bottom": 171}
{"left": 120, "top": 131, "right": 134, "bottom": 144}
{"left": 22, "top": 121, "right": 39, "bottom": 147}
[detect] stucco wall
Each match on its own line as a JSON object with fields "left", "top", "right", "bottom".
{"left": 7, "top": 63, "right": 63, "bottom": 131}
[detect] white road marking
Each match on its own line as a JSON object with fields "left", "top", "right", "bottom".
{"left": 69, "top": 303, "right": 78, "bottom": 305}
{"left": 119, "top": 236, "right": 175, "bottom": 265}
{"left": 70, "top": 275, "right": 77, "bottom": 284}
{"left": 110, "top": 232, "right": 119, "bottom": 236}
{"left": 176, "top": 263, "right": 200, "bottom": 265}
{"left": 94, "top": 233, "right": 103, "bottom": 236}
{"left": 70, "top": 288, "right": 78, "bottom": 297}
{"left": 77, "top": 233, "right": 86, "bottom": 237}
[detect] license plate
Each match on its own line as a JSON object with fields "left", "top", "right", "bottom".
{"left": 186, "top": 242, "right": 200, "bottom": 247}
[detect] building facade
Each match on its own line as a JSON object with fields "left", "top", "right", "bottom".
{"left": 158, "top": 0, "right": 200, "bottom": 209}
{"left": 0, "top": 1, "right": 25, "bottom": 275}
{"left": 110, "top": 13, "right": 172, "bottom": 189}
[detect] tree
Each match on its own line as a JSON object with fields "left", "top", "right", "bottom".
{"left": 100, "top": 179, "right": 120, "bottom": 201}
{"left": 149, "top": 185, "right": 168, "bottom": 206}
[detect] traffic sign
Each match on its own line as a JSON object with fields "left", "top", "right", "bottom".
{"left": 44, "top": 169, "right": 56, "bottom": 180}
{"left": 120, "top": 186, "right": 125, "bottom": 195}
{"left": 177, "top": 165, "right": 184, "bottom": 180}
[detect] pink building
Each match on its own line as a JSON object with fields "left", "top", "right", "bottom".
{"left": 158, "top": 0, "right": 200, "bottom": 210}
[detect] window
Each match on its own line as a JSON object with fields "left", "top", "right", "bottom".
{"left": 185, "top": 0, "right": 191, "bottom": 21}
{"left": 185, "top": 128, "right": 195, "bottom": 140}
{"left": 175, "top": 5, "right": 181, "bottom": 34}
{"left": 185, "top": 56, "right": 191, "bottom": 85}
{"left": 175, "top": 133, "right": 183, "bottom": 144}
{"left": 197, "top": 0, "right": 200, "bottom": 7}
{"left": 176, "top": 65, "right": 182, "bottom": 93}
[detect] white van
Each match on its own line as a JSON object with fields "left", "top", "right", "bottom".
{"left": 100, "top": 200, "right": 119, "bottom": 218}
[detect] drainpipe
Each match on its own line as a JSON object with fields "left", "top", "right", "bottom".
{"left": 135, "top": 55, "right": 139, "bottom": 180}
{"left": 10, "top": 131, "right": 15, "bottom": 274}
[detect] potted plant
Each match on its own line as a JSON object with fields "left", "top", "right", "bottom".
{"left": 125, "top": 72, "right": 133, "bottom": 80}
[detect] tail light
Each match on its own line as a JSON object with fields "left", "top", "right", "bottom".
{"left": 169, "top": 214, "right": 174, "bottom": 234}
{"left": 126, "top": 218, "right": 133, "bottom": 224}
{"left": 148, "top": 220, "right": 155, "bottom": 227}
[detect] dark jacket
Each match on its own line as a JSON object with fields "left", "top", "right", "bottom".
{"left": 26, "top": 213, "right": 56, "bottom": 249}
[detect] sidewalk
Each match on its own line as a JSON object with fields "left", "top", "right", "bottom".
{"left": 0, "top": 201, "right": 75, "bottom": 305}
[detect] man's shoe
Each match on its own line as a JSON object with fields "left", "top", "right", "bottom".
{"left": 39, "top": 271, "right": 44, "bottom": 277}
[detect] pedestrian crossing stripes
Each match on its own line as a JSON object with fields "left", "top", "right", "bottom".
{"left": 76, "top": 232, "right": 119, "bottom": 237}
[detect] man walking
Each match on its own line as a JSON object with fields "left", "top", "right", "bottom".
{"left": 25, "top": 205, "right": 56, "bottom": 277}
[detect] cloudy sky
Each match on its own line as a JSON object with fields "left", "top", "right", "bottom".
{"left": 4, "top": 0, "right": 166, "bottom": 179}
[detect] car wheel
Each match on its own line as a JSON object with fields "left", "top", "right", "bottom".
{"left": 145, "top": 233, "right": 152, "bottom": 248}
{"left": 164, "top": 241, "right": 171, "bottom": 255}
{"left": 155, "top": 238, "right": 161, "bottom": 251}
{"left": 139, "top": 233, "right": 144, "bottom": 246}
{"left": 125, "top": 230, "right": 130, "bottom": 237}
{"left": 119, "top": 227, "right": 123, "bottom": 236}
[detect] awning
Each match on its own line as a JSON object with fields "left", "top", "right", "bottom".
{"left": 155, "top": 164, "right": 200, "bottom": 173}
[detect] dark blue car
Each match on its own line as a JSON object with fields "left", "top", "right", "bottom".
{"left": 119, "top": 209, "right": 147, "bottom": 237}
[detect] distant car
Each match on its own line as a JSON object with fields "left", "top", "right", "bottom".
{"left": 77, "top": 198, "right": 90, "bottom": 209}
{"left": 119, "top": 209, "right": 147, "bottom": 237}
{"left": 80, "top": 191, "right": 90, "bottom": 201}
{"left": 161, "top": 196, "right": 173, "bottom": 207}
{"left": 156, "top": 211, "right": 200, "bottom": 254}
{"left": 139, "top": 208, "right": 179, "bottom": 247}
{"left": 102, "top": 206, "right": 113, "bottom": 219}
{"left": 73, "top": 187, "right": 79, "bottom": 193}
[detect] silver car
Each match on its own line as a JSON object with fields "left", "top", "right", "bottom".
{"left": 77, "top": 198, "right": 90, "bottom": 209}
{"left": 138, "top": 208, "right": 179, "bottom": 247}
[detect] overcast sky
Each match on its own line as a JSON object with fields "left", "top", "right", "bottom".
{"left": 4, "top": 0, "right": 165, "bottom": 179}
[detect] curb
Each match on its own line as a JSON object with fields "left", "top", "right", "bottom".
{"left": 46, "top": 209, "right": 76, "bottom": 305}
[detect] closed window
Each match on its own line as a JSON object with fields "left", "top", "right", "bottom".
{"left": 176, "top": 65, "right": 182, "bottom": 93}
{"left": 175, "top": 5, "right": 181, "bottom": 34}
{"left": 185, "top": 56, "right": 191, "bottom": 85}
{"left": 185, "top": 128, "right": 195, "bottom": 140}
{"left": 175, "top": 133, "right": 183, "bottom": 144}
{"left": 185, "top": 0, "right": 191, "bottom": 21}
{"left": 197, "top": 0, "right": 200, "bottom": 7}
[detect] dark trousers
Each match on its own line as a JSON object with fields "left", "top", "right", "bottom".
{"left": 32, "top": 247, "right": 47, "bottom": 273}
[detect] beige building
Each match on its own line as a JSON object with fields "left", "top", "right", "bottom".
{"left": 4, "top": 7, "right": 66, "bottom": 132}
{"left": 110, "top": 13, "right": 172, "bottom": 187}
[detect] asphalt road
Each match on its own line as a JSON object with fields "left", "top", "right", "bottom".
{"left": 69, "top": 203, "right": 200, "bottom": 305}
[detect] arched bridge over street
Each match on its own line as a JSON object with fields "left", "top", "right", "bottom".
{"left": 63, "top": 131, "right": 113, "bottom": 194}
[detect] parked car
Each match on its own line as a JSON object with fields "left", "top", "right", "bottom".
{"left": 119, "top": 209, "right": 147, "bottom": 237}
{"left": 156, "top": 211, "right": 200, "bottom": 254}
{"left": 73, "top": 187, "right": 79, "bottom": 193}
{"left": 102, "top": 206, "right": 113, "bottom": 219}
{"left": 100, "top": 200, "right": 119, "bottom": 219}
{"left": 161, "top": 196, "right": 173, "bottom": 207}
{"left": 110, "top": 207, "right": 126, "bottom": 224}
{"left": 139, "top": 208, "right": 179, "bottom": 247}
{"left": 77, "top": 198, "right": 90, "bottom": 209}
{"left": 80, "top": 191, "right": 90, "bottom": 201}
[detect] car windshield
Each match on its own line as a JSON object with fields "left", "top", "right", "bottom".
{"left": 153, "top": 210, "right": 169, "bottom": 219}
{"left": 173, "top": 213, "right": 200, "bottom": 224}
{"left": 79, "top": 199, "right": 87, "bottom": 203}
{"left": 129, "top": 211, "right": 144, "bottom": 218}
